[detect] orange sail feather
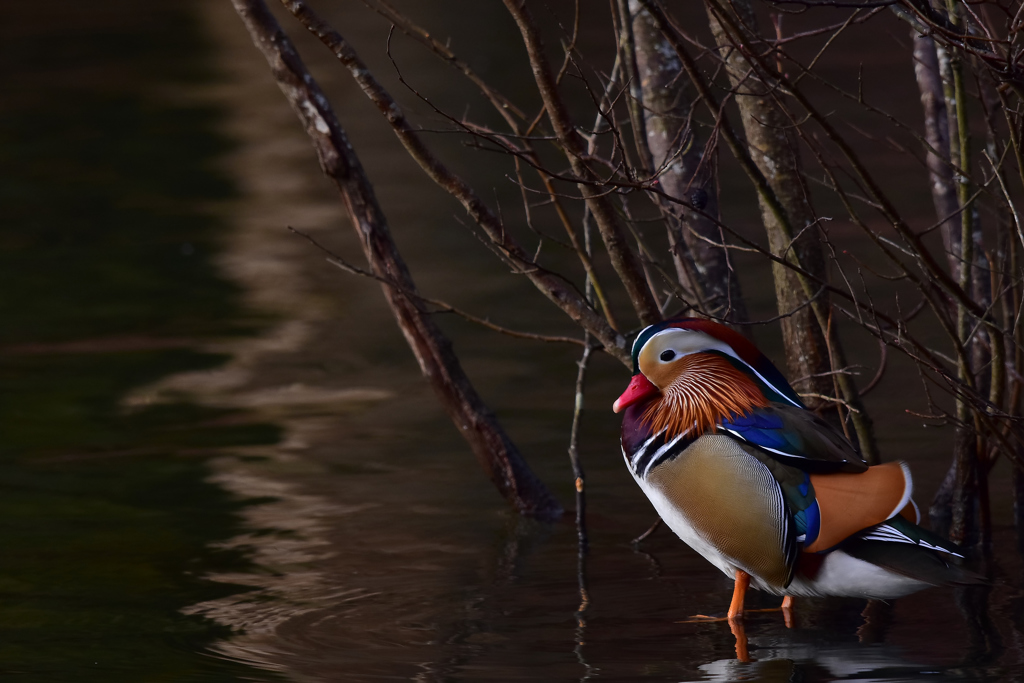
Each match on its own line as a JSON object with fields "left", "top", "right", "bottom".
{"left": 805, "top": 462, "right": 912, "bottom": 553}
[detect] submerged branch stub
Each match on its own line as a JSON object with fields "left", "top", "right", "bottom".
{"left": 230, "top": 0, "right": 563, "bottom": 520}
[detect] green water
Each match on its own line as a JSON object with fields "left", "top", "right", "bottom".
{"left": 1, "top": 1, "right": 278, "bottom": 679}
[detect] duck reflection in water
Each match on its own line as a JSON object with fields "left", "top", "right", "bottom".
{"left": 677, "top": 583, "right": 1001, "bottom": 677}
{"left": 689, "top": 639, "right": 924, "bottom": 683}
{"left": 616, "top": 319, "right": 984, "bottom": 661}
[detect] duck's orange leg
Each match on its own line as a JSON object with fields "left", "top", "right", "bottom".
{"left": 727, "top": 570, "right": 749, "bottom": 620}
{"left": 728, "top": 571, "right": 751, "bottom": 660}
{"left": 680, "top": 571, "right": 753, "bottom": 661}
{"left": 781, "top": 595, "right": 794, "bottom": 629}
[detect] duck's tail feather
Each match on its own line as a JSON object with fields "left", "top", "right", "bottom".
{"left": 840, "top": 516, "right": 986, "bottom": 587}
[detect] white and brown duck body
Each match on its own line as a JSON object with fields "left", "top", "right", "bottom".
{"left": 616, "top": 318, "right": 978, "bottom": 602}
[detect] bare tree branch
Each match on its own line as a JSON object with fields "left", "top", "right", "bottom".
{"left": 231, "top": 0, "right": 563, "bottom": 519}
{"left": 278, "top": 0, "right": 630, "bottom": 365}
{"left": 502, "top": 0, "right": 663, "bottom": 326}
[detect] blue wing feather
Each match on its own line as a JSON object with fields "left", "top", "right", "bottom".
{"left": 720, "top": 404, "right": 868, "bottom": 473}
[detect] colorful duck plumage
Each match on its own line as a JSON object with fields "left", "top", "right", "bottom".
{"left": 615, "top": 317, "right": 979, "bottom": 618}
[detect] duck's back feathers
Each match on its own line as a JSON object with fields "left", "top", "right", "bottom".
{"left": 720, "top": 403, "right": 868, "bottom": 473}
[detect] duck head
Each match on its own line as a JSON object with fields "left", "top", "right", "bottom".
{"left": 613, "top": 318, "right": 804, "bottom": 437}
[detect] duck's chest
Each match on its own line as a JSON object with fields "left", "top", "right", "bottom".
{"left": 628, "top": 458, "right": 737, "bottom": 578}
{"left": 622, "top": 432, "right": 793, "bottom": 588}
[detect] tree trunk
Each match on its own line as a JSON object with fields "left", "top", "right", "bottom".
{"left": 950, "top": 430, "right": 980, "bottom": 547}
{"left": 912, "top": 27, "right": 991, "bottom": 542}
{"left": 912, "top": 32, "right": 961, "bottom": 275}
{"left": 629, "top": 0, "right": 748, "bottom": 325}
{"left": 705, "top": 1, "right": 833, "bottom": 403}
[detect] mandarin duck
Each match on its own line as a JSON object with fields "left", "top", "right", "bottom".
{"left": 614, "top": 318, "right": 978, "bottom": 622}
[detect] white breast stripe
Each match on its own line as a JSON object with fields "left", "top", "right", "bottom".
{"left": 628, "top": 431, "right": 663, "bottom": 475}
{"left": 632, "top": 433, "right": 659, "bottom": 467}
{"left": 641, "top": 433, "right": 685, "bottom": 478}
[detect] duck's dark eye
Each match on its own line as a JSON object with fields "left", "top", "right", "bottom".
{"left": 660, "top": 349, "right": 676, "bottom": 362}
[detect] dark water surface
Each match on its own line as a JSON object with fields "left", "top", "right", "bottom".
{"left": 2, "top": 2, "right": 278, "bottom": 679}
{"left": 5, "top": 0, "right": 1024, "bottom": 681}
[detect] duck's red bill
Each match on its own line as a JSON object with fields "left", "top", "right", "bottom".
{"left": 613, "top": 374, "right": 658, "bottom": 413}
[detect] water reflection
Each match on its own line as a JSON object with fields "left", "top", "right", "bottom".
{"left": 955, "top": 583, "right": 1002, "bottom": 668}
{"left": 2, "top": 1, "right": 280, "bottom": 678}
{"left": 693, "top": 644, "right": 927, "bottom": 683}
{"left": 682, "top": 574, "right": 1024, "bottom": 681}
{"left": 685, "top": 599, "right": 927, "bottom": 681}
{"left": 182, "top": 461, "right": 1024, "bottom": 682}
